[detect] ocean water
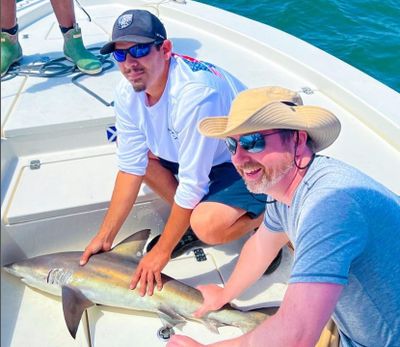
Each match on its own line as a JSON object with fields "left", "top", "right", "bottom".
{"left": 198, "top": 0, "right": 400, "bottom": 92}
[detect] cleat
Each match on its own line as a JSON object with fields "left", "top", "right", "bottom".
{"left": 146, "top": 228, "right": 205, "bottom": 258}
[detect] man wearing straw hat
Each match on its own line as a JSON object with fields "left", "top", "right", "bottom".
{"left": 168, "top": 86, "right": 400, "bottom": 347}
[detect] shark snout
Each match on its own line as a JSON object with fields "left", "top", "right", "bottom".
{"left": 2, "top": 263, "right": 21, "bottom": 278}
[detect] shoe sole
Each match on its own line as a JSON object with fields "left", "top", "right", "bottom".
{"left": 171, "top": 239, "right": 205, "bottom": 258}
{"left": 146, "top": 232, "right": 206, "bottom": 259}
{"left": 1, "top": 54, "right": 23, "bottom": 77}
{"left": 264, "top": 249, "right": 283, "bottom": 275}
{"left": 65, "top": 55, "right": 102, "bottom": 75}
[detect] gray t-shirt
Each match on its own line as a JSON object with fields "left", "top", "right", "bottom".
{"left": 264, "top": 156, "right": 400, "bottom": 347}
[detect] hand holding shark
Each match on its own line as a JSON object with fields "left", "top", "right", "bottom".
{"left": 167, "top": 335, "right": 207, "bottom": 347}
{"left": 129, "top": 243, "right": 170, "bottom": 296}
{"left": 193, "top": 284, "right": 227, "bottom": 318}
{"left": 79, "top": 231, "right": 114, "bottom": 266}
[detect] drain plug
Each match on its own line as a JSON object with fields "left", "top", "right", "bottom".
{"left": 157, "top": 326, "right": 175, "bottom": 341}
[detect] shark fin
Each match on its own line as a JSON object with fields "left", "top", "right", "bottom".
{"left": 110, "top": 229, "right": 151, "bottom": 262}
{"left": 235, "top": 306, "right": 278, "bottom": 333}
{"left": 61, "top": 285, "right": 94, "bottom": 338}
{"left": 158, "top": 306, "right": 222, "bottom": 334}
{"left": 158, "top": 306, "right": 187, "bottom": 329}
{"left": 201, "top": 318, "right": 222, "bottom": 334}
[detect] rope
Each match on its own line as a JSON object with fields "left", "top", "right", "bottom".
{"left": 2, "top": 47, "right": 113, "bottom": 80}
{"left": 74, "top": 0, "right": 92, "bottom": 22}
{"left": 1, "top": 48, "right": 115, "bottom": 107}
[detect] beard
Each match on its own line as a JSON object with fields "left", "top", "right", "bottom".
{"left": 123, "top": 66, "right": 147, "bottom": 92}
{"left": 236, "top": 153, "right": 294, "bottom": 194}
{"left": 132, "top": 80, "right": 146, "bottom": 92}
{"left": 131, "top": 78, "right": 146, "bottom": 92}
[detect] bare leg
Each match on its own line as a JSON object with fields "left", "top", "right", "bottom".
{"left": 49, "top": 0, "right": 75, "bottom": 28}
{"left": 143, "top": 157, "right": 178, "bottom": 205}
{"left": 190, "top": 202, "right": 264, "bottom": 245}
{"left": 1, "top": 0, "right": 16, "bottom": 29}
{"left": 144, "top": 155, "right": 263, "bottom": 244}
{"left": 49, "top": 0, "right": 102, "bottom": 74}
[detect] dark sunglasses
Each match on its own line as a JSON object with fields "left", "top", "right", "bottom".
{"left": 112, "top": 42, "right": 160, "bottom": 62}
{"left": 225, "top": 131, "right": 283, "bottom": 155}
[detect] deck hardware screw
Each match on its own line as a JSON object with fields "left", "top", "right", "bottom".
{"left": 157, "top": 326, "right": 174, "bottom": 341}
{"left": 301, "top": 87, "right": 314, "bottom": 95}
{"left": 30, "top": 160, "right": 41, "bottom": 170}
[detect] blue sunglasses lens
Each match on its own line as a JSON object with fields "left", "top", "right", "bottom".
{"left": 113, "top": 50, "right": 127, "bottom": 62}
{"left": 240, "top": 134, "right": 265, "bottom": 153}
{"left": 225, "top": 137, "right": 237, "bottom": 154}
{"left": 129, "top": 44, "right": 152, "bottom": 58}
{"left": 225, "top": 133, "right": 266, "bottom": 154}
{"left": 113, "top": 43, "right": 153, "bottom": 62}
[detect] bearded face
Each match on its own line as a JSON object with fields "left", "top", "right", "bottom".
{"left": 115, "top": 41, "right": 170, "bottom": 96}
{"left": 235, "top": 152, "right": 294, "bottom": 194}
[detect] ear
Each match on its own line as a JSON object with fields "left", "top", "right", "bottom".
{"left": 295, "top": 130, "right": 309, "bottom": 156}
{"left": 162, "top": 39, "right": 173, "bottom": 60}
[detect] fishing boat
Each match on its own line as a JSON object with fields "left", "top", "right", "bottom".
{"left": 1, "top": 0, "right": 399, "bottom": 346}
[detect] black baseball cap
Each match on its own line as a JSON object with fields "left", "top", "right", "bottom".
{"left": 100, "top": 9, "right": 167, "bottom": 54}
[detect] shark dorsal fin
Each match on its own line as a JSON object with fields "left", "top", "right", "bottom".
{"left": 62, "top": 285, "right": 94, "bottom": 338}
{"left": 110, "top": 229, "right": 151, "bottom": 262}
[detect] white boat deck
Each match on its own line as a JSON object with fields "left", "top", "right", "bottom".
{"left": 1, "top": 0, "right": 399, "bottom": 346}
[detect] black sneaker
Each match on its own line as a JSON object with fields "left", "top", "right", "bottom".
{"left": 264, "top": 249, "right": 283, "bottom": 275}
{"left": 146, "top": 228, "right": 204, "bottom": 258}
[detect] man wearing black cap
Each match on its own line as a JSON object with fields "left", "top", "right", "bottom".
{"left": 80, "top": 9, "right": 281, "bottom": 296}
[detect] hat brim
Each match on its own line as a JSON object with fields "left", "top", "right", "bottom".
{"left": 100, "top": 35, "right": 157, "bottom": 54}
{"left": 198, "top": 102, "right": 341, "bottom": 152}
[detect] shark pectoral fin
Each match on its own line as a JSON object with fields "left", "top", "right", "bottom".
{"left": 202, "top": 319, "right": 223, "bottom": 334}
{"left": 158, "top": 306, "right": 187, "bottom": 329}
{"left": 61, "top": 285, "right": 94, "bottom": 339}
{"left": 110, "top": 229, "right": 151, "bottom": 262}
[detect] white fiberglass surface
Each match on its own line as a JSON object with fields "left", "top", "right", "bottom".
{"left": 1, "top": 1, "right": 399, "bottom": 346}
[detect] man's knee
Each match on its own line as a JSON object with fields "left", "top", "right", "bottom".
{"left": 190, "top": 207, "right": 224, "bottom": 245}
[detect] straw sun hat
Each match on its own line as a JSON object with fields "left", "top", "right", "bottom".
{"left": 198, "top": 86, "right": 341, "bottom": 152}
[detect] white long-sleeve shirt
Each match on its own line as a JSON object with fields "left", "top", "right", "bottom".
{"left": 114, "top": 54, "right": 245, "bottom": 209}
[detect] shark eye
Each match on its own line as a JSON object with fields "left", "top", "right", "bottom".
{"left": 47, "top": 268, "right": 72, "bottom": 285}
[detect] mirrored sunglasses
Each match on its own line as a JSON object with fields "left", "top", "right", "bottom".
{"left": 225, "top": 131, "right": 283, "bottom": 155}
{"left": 112, "top": 43, "right": 156, "bottom": 62}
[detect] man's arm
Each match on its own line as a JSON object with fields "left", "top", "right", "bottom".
{"left": 194, "top": 224, "right": 289, "bottom": 316}
{"left": 130, "top": 203, "right": 192, "bottom": 296}
{"left": 80, "top": 170, "right": 143, "bottom": 265}
{"left": 168, "top": 282, "right": 343, "bottom": 347}
{"left": 129, "top": 89, "right": 232, "bottom": 296}
{"left": 221, "top": 282, "right": 343, "bottom": 347}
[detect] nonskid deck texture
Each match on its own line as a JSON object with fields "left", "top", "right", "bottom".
{"left": 1, "top": 0, "right": 399, "bottom": 346}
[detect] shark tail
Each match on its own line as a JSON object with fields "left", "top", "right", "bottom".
{"left": 236, "top": 306, "right": 278, "bottom": 333}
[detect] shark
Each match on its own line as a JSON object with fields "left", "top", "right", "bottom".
{"left": 3, "top": 229, "right": 273, "bottom": 339}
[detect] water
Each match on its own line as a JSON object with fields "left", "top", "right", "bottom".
{"left": 198, "top": 0, "right": 400, "bottom": 92}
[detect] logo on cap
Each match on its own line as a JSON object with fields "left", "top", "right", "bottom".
{"left": 117, "top": 14, "right": 133, "bottom": 29}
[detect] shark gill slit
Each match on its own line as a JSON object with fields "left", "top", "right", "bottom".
{"left": 47, "top": 268, "right": 72, "bottom": 285}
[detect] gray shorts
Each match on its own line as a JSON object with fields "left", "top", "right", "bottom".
{"left": 159, "top": 158, "right": 266, "bottom": 218}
